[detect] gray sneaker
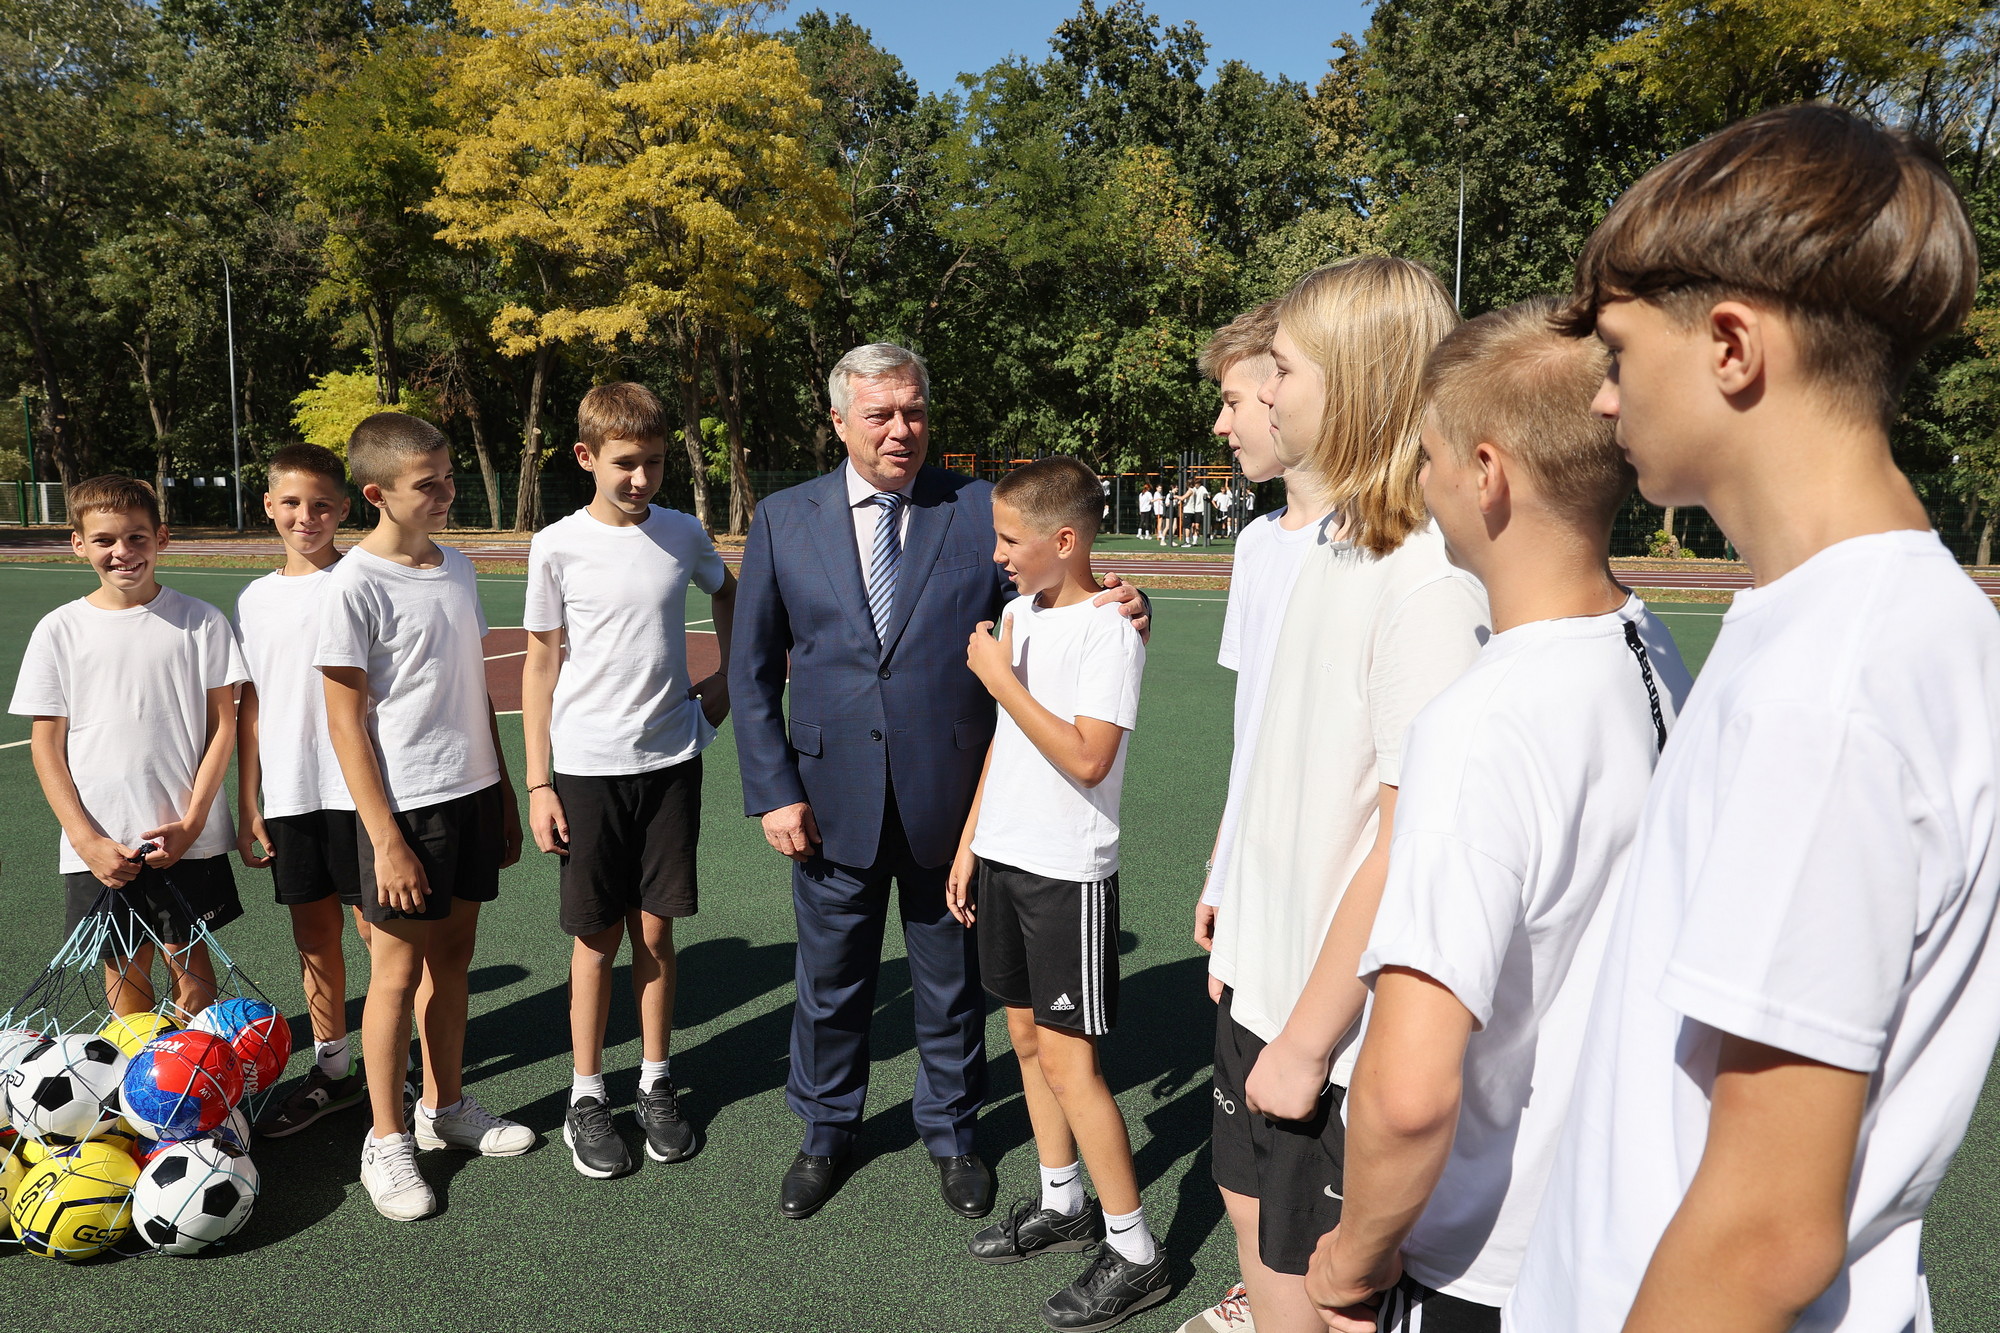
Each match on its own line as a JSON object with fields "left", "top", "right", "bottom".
{"left": 413, "top": 1093, "right": 535, "bottom": 1156}
{"left": 636, "top": 1081, "right": 698, "bottom": 1163}
{"left": 360, "top": 1132, "right": 435, "bottom": 1221}
{"left": 563, "top": 1097, "right": 635, "bottom": 1179}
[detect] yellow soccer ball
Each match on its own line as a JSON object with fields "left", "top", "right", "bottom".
{"left": 10, "top": 1141, "right": 139, "bottom": 1261}
{"left": 100, "top": 1012, "right": 177, "bottom": 1059}
{"left": 0, "top": 1148, "right": 22, "bottom": 1236}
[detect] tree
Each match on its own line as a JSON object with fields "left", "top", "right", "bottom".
{"left": 431, "top": 0, "right": 844, "bottom": 531}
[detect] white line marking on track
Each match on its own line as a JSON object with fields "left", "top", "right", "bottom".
{"left": 0, "top": 738, "right": 30, "bottom": 749}
{"left": 484, "top": 651, "right": 527, "bottom": 661}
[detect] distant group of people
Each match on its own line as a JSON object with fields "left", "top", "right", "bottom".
{"left": 1139, "top": 479, "right": 1249, "bottom": 546}
{"left": 13, "top": 103, "right": 2000, "bottom": 1333}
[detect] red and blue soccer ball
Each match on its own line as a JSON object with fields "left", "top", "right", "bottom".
{"left": 120, "top": 1032, "right": 242, "bottom": 1141}
{"left": 189, "top": 999, "right": 292, "bottom": 1095}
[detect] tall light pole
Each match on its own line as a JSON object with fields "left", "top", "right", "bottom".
{"left": 223, "top": 255, "right": 242, "bottom": 531}
{"left": 1456, "top": 112, "right": 1472, "bottom": 312}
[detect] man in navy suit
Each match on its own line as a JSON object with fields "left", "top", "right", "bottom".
{"left": 731, "top": 343, "right": 1147, "bottom": 1220}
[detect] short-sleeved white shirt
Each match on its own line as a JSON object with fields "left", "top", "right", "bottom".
{"left": 235, "top": 567, "right": 354, "bottom": 817}
{"left": 1509, "top": 531, "right": 2000, "bottom": 1333}
{"left": 1210, "top": 522, "right": 1489, "bottom": 1074}
{"left": 1214, "top": 490, "right": 1235, "bottom": 513}
{"left": 971, "top": 596, "right": 1146, "bottom": 883}
{"left": 1206, "top": 508, "right": 1327, "bottom": 908}
{"left": 9, "top": 588, "right": 249, "bottom": 873}
{"left": 523, "top": 506, "right": 728, "bottom": 776}
{"left": 1184, "top": 485, "right": 1209, "bottom": 514}
{"left": 1363, "top": 595, "right": 1691, "bottom": 1306}
{"left": 312, "top": 545, "right": 499, "bottom": 813}
{"left": 1139, "top": 490, "right": 1155, "bottom": 515}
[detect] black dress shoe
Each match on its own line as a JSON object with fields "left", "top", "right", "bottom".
{"left": 934, "top": 1152, "right": 996, "bottom": 1218}
{"left": 781, "top": 1150, "right": 847, "bottom": 1220}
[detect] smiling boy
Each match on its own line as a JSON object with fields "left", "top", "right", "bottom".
{"left": 10, "top": 476, "right": 247, "bottom": 1018}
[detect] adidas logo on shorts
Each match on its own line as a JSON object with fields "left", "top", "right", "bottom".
{"left": 1050, "top": 994, "right": 1076, "bottom": 1012}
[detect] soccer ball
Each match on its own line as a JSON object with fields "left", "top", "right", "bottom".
{"left": 0, "top": 1029, "right": 45, "bottom": 1132}
{"left": 0, "top": 1145, "right": 23, "bottom": 1234}
{"left": 215, "top": 1106, "right": 251, "bottom": 1149}
{"left": 133, "top": 1137, "right": 257, "bottom": 1255}
{"left": 11, "top": 1140, "right": 138, "bottom": 1261}
{"left": 100, "top": 1011, "right": 177, "bottom": 1058}
{"left": 4, "top": 1034, "right": 127, "bottom": 1145}
{"left": 121, "top": 1032, "right": 242, "bottom": 1141}
{"left": 191, "top": 998, "right": 293, "bottom": 1095}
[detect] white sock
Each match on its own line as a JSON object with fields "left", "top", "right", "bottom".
{"left": 639, "top": 1057, "right": 671, "bottom": 1092}
{"left": 315, "top": 1037, "right": 351, "bottom": 1080}
{"left": 1103, "top": 1205, "right": 1157, "bottom": 1264}
{"left": 1039, "top": 1161, "right": 1085, "bottom": 1217}
{"left": 418, "top": 1097, "right": 461, "bottom": 1120}
{"left": 571, "top": 1072, "right": 607, "bottom": 1106}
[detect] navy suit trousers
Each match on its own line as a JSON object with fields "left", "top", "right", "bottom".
{"left": 788, "top": 785, "right": 985, "bottom": 1157}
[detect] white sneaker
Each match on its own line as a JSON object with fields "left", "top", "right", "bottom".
{"left": 413, "top": 1092, "right": 536, "bottom": 1156}
{"left": 1176, "top": 1282, "right": 1255, "bottom": 1333}
{"left": 360, "top": 1132, "right": 436, "bottom": 1221}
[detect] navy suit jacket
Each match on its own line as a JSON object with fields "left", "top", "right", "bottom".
{"left": 730, "top": 465, "right": 1012, "bottom": 869}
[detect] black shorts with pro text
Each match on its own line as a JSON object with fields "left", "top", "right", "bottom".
{"left": 356, "top": 784, "right": 506, "bottom": 924}
{"left": 63, "top": 855, "right": 243, "bottom": 958}
{"left": 1210, "top": 986, "right": 1346, "bottom": 1276}
{"left": 267, "top": 808, "right": 362, "bottom": 907}
{"left": 555, "top": 758, "right": 701, "bottom": 936}
{"left": 976, "top": 858, "right": 1119, "bottom": 1036}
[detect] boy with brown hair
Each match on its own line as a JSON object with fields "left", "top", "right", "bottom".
{"left": 1506, "top": 105, "right": 2000, "bottom": 1333}
{"left": 236, "top": 443, "right": 376, "bottom": 1135}
{"left": 10, "top": 476, "right": 247, "bottom": 1017}
{"left": 947, "top": 457, "right": 1164, "bottom": 1330}
{"left": 1302, "top": 299, "right": 1691, "bottom": 1333}
{"left": 315, "top": 412, "right": 529, "bottom": 1221}
{"left": 522, "top": 382, "right": 735, "bottom": 1179}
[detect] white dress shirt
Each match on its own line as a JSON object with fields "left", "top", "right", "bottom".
{"left": 844, "top": 459, "right": 915, "bottom": 598}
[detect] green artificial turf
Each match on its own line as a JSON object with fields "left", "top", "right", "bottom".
{"left": 0, "top": 565, "right": 1987, "bottom": 1333}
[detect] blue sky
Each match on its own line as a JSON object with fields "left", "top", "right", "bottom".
{"left": 784, "top": 2, "right": 1375, "bottom": 95}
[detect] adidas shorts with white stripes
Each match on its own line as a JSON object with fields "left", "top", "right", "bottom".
{"left": 975, "top": 857, "right": 1120, "bottom": 1036}
{"left": 1373, "top": 1275, "right": 1499, "bottom": 1333}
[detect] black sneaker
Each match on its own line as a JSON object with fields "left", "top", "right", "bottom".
{"left": 970, "top": 1197, "right": 1105, "bottom": 1264}
{"left": 563, "top": 1097, "right": 635, "bottom": 1179}
{"left": 1042, "top": 1244, "right": 1173, "bottom": 1332}
{"left": 636, "top": 1081, "right": 698, "bottom": 1162}
{"left": 254, "top": 1066, "right": 367, "bottom": 1138}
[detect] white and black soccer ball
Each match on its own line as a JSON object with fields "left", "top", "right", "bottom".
{"left": 0, "top": 1029, "right": 45, "bottom": 1133}
{"left": 133, "top": 1137, "right": 258, "bottom": 1255}
{"left": 3, "top": 1034, "right": 126, "bottom": 1145}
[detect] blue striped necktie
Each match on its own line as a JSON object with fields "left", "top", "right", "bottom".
{"left": 867, "top": 490, "right": 905, "bottom": 642}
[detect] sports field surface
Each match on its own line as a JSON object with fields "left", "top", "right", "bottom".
{"left": 0, "top": 559, "right": 1996, "bottom": 1333}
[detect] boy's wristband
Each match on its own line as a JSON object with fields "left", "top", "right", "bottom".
{"left": 526, "top": 782, "right": 553, "bottom": 794}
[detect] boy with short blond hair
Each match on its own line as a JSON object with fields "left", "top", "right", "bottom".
{"left": 236, "top": 443, "right": 374, "bottom": 1135}
{"left": 11, "top": 476, "right": 247, "bottom": 1018}
{"left": 315, "top": 411, "right": 528, "bottom": 1221}
{"left": 522, "top": 382, "right": 735, "bottom": 1179}
{"left": 948, "top": 457, "right": 1164, "bottom": 1330}
{"left": 1506, "top": 105, "right": 2000, "bottom": 1333}
{"left": 1303, "top": 299, "right": 1692, "bottom": 1333}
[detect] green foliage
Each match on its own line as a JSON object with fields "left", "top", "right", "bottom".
{"left": 0, "top": 449, "right": 28, "bottom": 481}
{"left": 291, "top": 368, "right": 438, "bottom": 455}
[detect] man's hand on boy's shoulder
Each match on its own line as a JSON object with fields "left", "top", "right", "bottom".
{"left": 1093, "top": 575, "right": 1150, "bottom": 642}
{"left": 689, "top": 671, "right": 730, "bottom": 728}
{"left": 966, "top": 617, "right": 1015, "bottom": 692}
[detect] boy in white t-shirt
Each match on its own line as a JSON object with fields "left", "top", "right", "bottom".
{"left": 1506, "top": 107, "right": 2000, "bottom": 1333}
{"left": 1303, "top": 300, "right": 1692, "bottom": 1333}
{"left": 522, "top": 383, "right": 735, "bottom": 1180}
{"left": 315, "top": 412, "right": 530, "bottom": 1222}
{"left": 10, "top": 476, "right": 247, "bottom": 1018}
{"left": 945, "top": 457, "right": 1162, "bottom": 1330}
{"left": 236, "top": 443, "right": 373, "bottom": 1136}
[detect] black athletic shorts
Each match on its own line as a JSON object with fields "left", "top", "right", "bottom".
{"left": 554, "top": 758, "right": 701, "bottom": 936}
{"left": 63, "top": 854, "right": 243, "bottom": 957}
{"left": 356, "top": 784, "right": 506, "bottom": 924}
{"left": 267, "top": 809, "right": 362, "bottom": 907}
{"left": 976, "top": 857, "right": 1119, "bottom": 1037}
{"left": 1209, "top": 986, "right": 1346, "bottom": 1276}
{"left": 1376, "top": 1276, "right": 1500, "bottom": 1333}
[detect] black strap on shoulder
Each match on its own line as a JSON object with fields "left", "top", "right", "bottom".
{"left": 1624, "top": 620, "right": 1669, "bottom": 754}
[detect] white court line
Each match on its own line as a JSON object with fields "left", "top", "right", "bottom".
{"left": 0, "top": 738, "right": 29, "bottom": 750}
{"left": 1150, "top": 596, "right": 1226, "bottom": 603}
{"left": 484, "top": 650, "right": 526, "bottom": 661}
{"left": 1651, "top": 609, "right": 1727, "bottom": 617}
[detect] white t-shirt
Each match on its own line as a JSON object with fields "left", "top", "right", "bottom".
{"left": 313, "top": 545, "right": 500, "bottom": 813}
{"left": 1205, "top": 507, "right": 1325, "bottom": 908}
{"left": 235, "top": 567, "right": 354, "bottom": 817}
{"left": 9, "top": 588, "right": 249, "bottom": 874}
{"left": 971, "top": 596, "right": 1146, "bottom": 883}
{"left": 1214, "top": 490, "right": 1235, "bottom": 513}
{"left": 1139, "top": 490, "right": 1155, "bottom": 515}
{"left": 1509, "top": 531, "right": 2000, "bottom": 1333}
{"left": 1185, "top": 485, "right": 1209, "bottom": 515}
{"left": 1209, "top": 521, "right": 1489, "bottom": 1077}
{"left": 524, "top": 506, "right": 728, "bottom": 777}
{"left": 1362, "top": 596, "right": 1692, "bottom": 1306}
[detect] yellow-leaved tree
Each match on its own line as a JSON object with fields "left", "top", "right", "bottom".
{"left": 429, "top": 0, "right": 843, "bottom": 530}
